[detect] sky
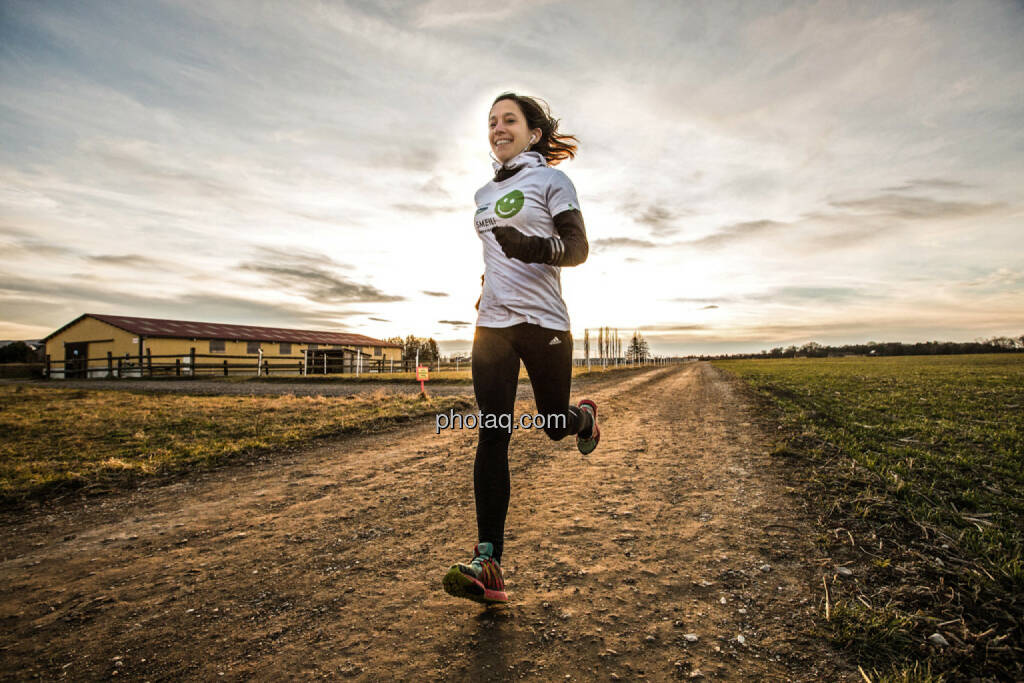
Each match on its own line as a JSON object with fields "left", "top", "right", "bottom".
{"left": 2, "top": 0, "right": 1022, "bottom": 357}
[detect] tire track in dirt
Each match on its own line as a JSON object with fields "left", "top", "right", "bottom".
{"left": 0, "top": 363, "right": 853, "bottom": 680}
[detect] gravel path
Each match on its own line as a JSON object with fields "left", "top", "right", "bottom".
{"left": 0, "top": 362, "right": 854, "bottom": 679}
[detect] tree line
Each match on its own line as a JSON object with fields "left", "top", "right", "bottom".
{"left": 385, "top": 335, "right": 441, "bottom": 362}
{"left": 698, "top": 335, "right": 1024, "bottom": 360}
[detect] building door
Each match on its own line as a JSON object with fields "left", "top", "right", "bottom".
{"left": 66, "top": 342, "right": 89, "bottom": 378}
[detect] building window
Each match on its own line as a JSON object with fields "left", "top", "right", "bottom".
{"left": 280, "top": 343, "right": 291, "bottom": 355}
{"left": 210, "top": 340, "right": 225, "bottom": 353}
{"left": 247, "top": 341, "right": 262, "bottom": 354}
{"left": 374, "top": 346, "right": 382, "bottom": 356}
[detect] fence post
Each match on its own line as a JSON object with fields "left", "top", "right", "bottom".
{"left": 223, "top": 359, "right": 228, "bottom": 376}
{"left": 176, "top": 358, "right": 181, "bottom": 376}
{"left": 190, "top": 347, "right": 196, "bottom": 377}
{"left": 303, "top": 349, "right": 308, "bottom": 376}
{"left": 146, "top": 348, "right": 153, "bottom": 377}
{"left": 263, "top": 359, "right": 269, "bottom": 376}
{"left": 107, "top": 351, "right": 113, "bottom": 378}
{"left": 45, "top": 354, "right": 51, "bottom": 378}
{"left": 117, "top": 356, "right": 122, "bottom": 378}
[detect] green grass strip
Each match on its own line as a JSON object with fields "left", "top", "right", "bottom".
{"left": 714, "top": 354, "right": 1023, "bottom": 680}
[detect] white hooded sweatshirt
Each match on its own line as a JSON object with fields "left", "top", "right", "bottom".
{"left": 473, "top": 151, "right": 581, "bottom": 331}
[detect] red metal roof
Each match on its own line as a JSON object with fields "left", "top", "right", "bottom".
{"left": 43, "top": 313, "right": 401, "bottom": 347}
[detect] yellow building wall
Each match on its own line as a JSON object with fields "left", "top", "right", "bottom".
{"left": 45, "top": 315, "right": 402, "bottom": 375}
{"left": 45, "top": 317, "right": 137, "bottom": 364}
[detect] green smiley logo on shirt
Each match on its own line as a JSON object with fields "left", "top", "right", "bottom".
{"left": 495, "top": 189, "right": 525, "bottom": 218}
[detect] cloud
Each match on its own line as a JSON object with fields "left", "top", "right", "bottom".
{"left": 438, "top": 319, "right": 471, "bottom": 326}
{"left": 237, "top": 251, "right": 403, "bottom": 304}
{"left": 394, "top": 203, "right": 462, "bottom": 214}
{"left": 0, "top": 273, "right": 369, "bottom": 333}
{"left": 882, "top": 178, "right": 977, "bottom": 192}
{"left": 248, "top": 246, "right": 354, "bottom": 270}
{"left": 960, "top": 267, "right": 1024, "bottom": 290}
{"left": 80, "top": 138, "right": 239, "bottom": 199}
{"left": 745, "top": 286, "right": 874, "bottom": 304}
{"left": 702, "top": 304, "right": 718, "bottom": 309}
{"left": 421, "top": 290, "right": 449, "bottom": 297}
{"left": 418, "top": 176, "right": 452, "bottom": 198}
{"left": 87, "top": 253, "right": 167, "bottom": 268}
{"left": 634, "top": 206, "right": 678, "bottom": 235}
{"left": 411, "top": 0, "right": 558, "bottom": 28}
{"left": 617, "top": 200, "right": 692, "bottom": 237}
{"left": 0, "top": 224, "right": 82, "bottom": 257}
{"left": 368, "top": 317, "right": 390, "bottom": 322}
{"left": 670, "top": 297, "right": 729, "bottom": 304}
{"left": 829, "top": 194, "right": 1005, "bottom": 220}
{"left": 591, "top": 237, "right": 660, "bottom": 251}
{"left": 685, "top": 220, "right": 784, "bottom": 249}
{"left": 637, "top": 323, "right": 710, "bottom": 332}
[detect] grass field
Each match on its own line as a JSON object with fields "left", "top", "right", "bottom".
{"left": 713, "top": 354, "right": 1023, "bottom": 680}
{"left": 0, "top": 385, "right": 472, "bottom": 505}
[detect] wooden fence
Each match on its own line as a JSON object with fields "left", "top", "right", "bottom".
{"left": 43, "top": 349, "right": 475, "bottom": 379}
{"left": 41, "top": 349, "right": 680, "bottom": 380}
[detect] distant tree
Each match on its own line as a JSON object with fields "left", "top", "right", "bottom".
{"left": 0, "top": 341, "right": 37, "bottom": 363}
{"left": 625, "top": 331, "right": 650, "bottom": 362}
{"left": 799, "top": 341, "right": 826, "bottom": 358}
{"left": 425, "top": 338, "right": 439, "bottom": 362}
{"left": 400, "top": 335, "right": 440, "bottom": 362}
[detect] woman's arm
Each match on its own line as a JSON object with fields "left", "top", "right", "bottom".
{"left": 491, "top": 209, "right": 589, "bottom": 267}
{"left": 551, "top": 209, "right": 588, "bottom": 267}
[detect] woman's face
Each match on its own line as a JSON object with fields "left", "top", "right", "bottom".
{"left": 489, "top": 99, "right": 542, "bottom": 164}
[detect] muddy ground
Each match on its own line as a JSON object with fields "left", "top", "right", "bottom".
{"left": 0, "top": 362, "right": 856, "bottom": 680}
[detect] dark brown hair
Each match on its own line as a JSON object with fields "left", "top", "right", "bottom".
{"left": 493, "top": 92, "right": 578, "bottom": 166}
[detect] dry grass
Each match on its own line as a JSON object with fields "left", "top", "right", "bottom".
{"left": 0, "top": 384, "right": 471, "bottom": 504}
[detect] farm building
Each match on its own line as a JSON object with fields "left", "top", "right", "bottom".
{"left": 42, "top": 313, "right": 402, "bottom": 379}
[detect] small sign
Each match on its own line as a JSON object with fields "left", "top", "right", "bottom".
{"left": 416, "top": 365, "right": 429, "bottom": 396}
{"left": 132, "top": 337, "right": 139, "bottom": 343}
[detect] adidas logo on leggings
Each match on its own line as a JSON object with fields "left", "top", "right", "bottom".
{"left": 549, "top": 337, "right": 561, "bottom": 345}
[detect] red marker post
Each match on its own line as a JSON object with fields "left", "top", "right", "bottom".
{"left": 416, "top": 365, "right": 429, "bottom": 396}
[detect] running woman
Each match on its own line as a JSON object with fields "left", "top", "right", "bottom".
{"left": 442, "top": 92, "right": 600, "bottom": 605}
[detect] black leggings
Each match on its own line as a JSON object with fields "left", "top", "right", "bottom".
{"left": 471, "top": 323, "right": 589, "bottom": 563}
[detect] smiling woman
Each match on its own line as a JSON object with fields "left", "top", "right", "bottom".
{"left": 441, "top": 92, "right": 601, "bottom": 606}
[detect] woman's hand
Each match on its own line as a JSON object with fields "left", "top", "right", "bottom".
{"left": 492, "top": 226, "right": 552, "bottom": 264}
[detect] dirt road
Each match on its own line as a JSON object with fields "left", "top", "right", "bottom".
{"left": 0, "top": 362, "right": 854, "bottom": 680}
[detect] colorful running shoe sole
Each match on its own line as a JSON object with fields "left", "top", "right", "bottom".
{"left": 442, "top": 565, "right": 508, "bottom": 604}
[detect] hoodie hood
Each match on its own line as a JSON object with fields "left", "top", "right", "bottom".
{"left": 492, "top": 150, "right": 546, "bottom": 174}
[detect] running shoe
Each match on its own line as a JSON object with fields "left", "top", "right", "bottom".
{"left": 576, "top": 398, "right": 600, "bottom": 455}
{"left": 442, "top": 542, "right": 508, "bottom": 605}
